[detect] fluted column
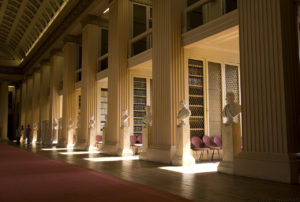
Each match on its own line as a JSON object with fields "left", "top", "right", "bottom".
{"left": 146, "top": 0, "right": 187, "bottom": 163}
{"left": 59, "top": 40, "right": 77, "bottom": 147}
{"left": 39, "top": 61, "right": 51, "bottom": 146}
{"left": 20, "top": 81, "right": 26, "bottom": 128}
{"left": 32, "top": 71, "right": 40, "bottom": 142}
{"left": 49, "top": 51, "right": 64, "bottom": 144}
{"left": 102, "top": 0, "right": 130, "bottom": 154}
{"left": 25, "top": 77, "right": 33, "bottom": 127}
{"left": 75, "top": 24, "right": 99, "bottom": 150}
{"left": 234, "top": 0, "right": 300, "bottom": 183}
{"left": 0, "top": 82, "right": 8, "bottom": 140}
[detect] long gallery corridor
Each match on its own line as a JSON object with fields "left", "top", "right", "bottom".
{"left": 1, "top": 142, "right": 298, "bottom": 202}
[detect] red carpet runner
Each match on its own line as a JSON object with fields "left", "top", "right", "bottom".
{"left": 0, "top": 144, "right": 191, "bottom": 202}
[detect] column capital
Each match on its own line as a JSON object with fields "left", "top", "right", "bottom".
{"left": 81, "top": 15, "right": 108, "bottom": 29}
{"left": 40, "top": 59, "right": 50, "bottom": 66}
{"left": 50, "top": 49, "right": 63, "bottom": 57}
{"left": 63, "top": 35, "right": 81, "bottom": 45}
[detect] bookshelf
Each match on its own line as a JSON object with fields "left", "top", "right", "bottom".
{"left": 100, "top": 88, "right": 108, "bottom": 131}
{"left": 188, "top": 59, "right": 205, "bottom": 138}
{"left": 133, "top": 77, "right": 146, "bottom": 137}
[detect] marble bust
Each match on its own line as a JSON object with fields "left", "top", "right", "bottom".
{"left": 32, "top": 123, "right": 37, "bottom": 130}
{"left": 53, "top": 118, "right": 58, "bottom": 130}
{"left": 121, "top": 109, "right": 129, "bottom": 128}
{"left": 143, "top": 106, "right": 152, "bottom": 126}
{"left": 89, "top": 115, "right": 95, "bottom": 129}
{"left": 68, "top": 119, "right": 74, "bottom": 129}
{"left": 177, "top": 100, "right": 191, "bottom": 126}
{"left": 222, "top": 92, "right": 241, "bottom": 125}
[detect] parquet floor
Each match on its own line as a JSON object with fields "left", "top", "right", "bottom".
{"left": 16, "top": 143, "right": 300, "bottom": 202}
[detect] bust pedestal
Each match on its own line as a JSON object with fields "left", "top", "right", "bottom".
{"left": 172, "top": 124, "right": 195, "bottom": 166}
{"left": 218, "top": 122, "right": 241, "bottom": 174}
{"left": 89, "top": 127, "right": 97, "bottom": 150}
{"left": 67, "top": 128, "right": 74, "bottom": 148}
{"left": 139, "top": 126, "right": 151, "bottom": 160}
{"left": 118, "top": 126, "right": 133, "bottom": 156}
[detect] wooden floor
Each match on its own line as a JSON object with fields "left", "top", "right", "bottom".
{"left": 15, "top": 143, "right": 300, "bottom": 202}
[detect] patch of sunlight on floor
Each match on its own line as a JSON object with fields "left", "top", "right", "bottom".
{"left": 84, "top": 155, "right": 140, "bottom": 162}
{"left": 159, "top": 162, "right": 219, "bottom": 174}
{"left": 59, "top": 151, "right": 100, "bottom": 155}
{"left": 42, "top": 148, "right": 73, "bottom": 151}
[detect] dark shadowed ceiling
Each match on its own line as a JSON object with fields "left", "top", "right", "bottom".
{"left": 0, "top": 0, "right": 76, "bottom": 68}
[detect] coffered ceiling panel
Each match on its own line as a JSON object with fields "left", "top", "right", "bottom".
{"left": 0, "top": 0, "right": 72, "bottom": 67}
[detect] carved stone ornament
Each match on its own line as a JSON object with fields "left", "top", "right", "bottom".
{"left": 143, "top": 106, "right": 152, "bottom": 126}
{"left": 222, "top": 92, "right": 241, "bottom": 125}
{"left": 177, "top": 100, "right": 191, "bottom": 126}
{"left": 121, "top": 109, "right": 129, "bottom": 128}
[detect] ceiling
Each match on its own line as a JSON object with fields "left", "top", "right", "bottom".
{"left": 0, "top": 0, "right": 73, "bottom": 67}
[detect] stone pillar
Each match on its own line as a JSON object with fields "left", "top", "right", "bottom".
{"left": 59, "top": 39, "right": 77, "bottom": 147}
{"left": 25, "top": 77, "right": 33, "bottom": 127}
{"left": 32, "top": 71, "right": 40, "bottom": 142}
{"left": 234, "top": 0, "right": 300, "bottom": 183}
{"left": 20, "top": 81, "right": 26, "bottom": 129}
{"left": 39, "top": 61, "right": 51, "bottom": 146}
{"left": 146, "top": 0, "right": 189, "bottom": 164}
{"left": 0, "top": 82, "right": 8, "bottom": 141}
{"left": 102, "top": 0, "right": 130, "bottom": 155}
{"left": 49, "top": 51, "right": 64, "bottom": 144}
{"left": 75, "top": 23, "right": 99, "bottom": 150}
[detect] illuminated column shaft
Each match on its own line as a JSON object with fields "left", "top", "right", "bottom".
{"left": 49, "top": 52, "right": 64, "bottom": 143}
{"left": 20, "top": 81, "right": 26, "bottom": 128}
{"left": 235, "top": 0, "right": 300, "bottom": 183}
{"left": 147, "top": 0, "right": 187, "bottom": 163}
{"left": 76, "top": 24, "right": 99, "bottom": 150}
{"left": 0, "top": 82, "right": 8, "bottom": 140}
{"left": 25, "top": 77, "right": 33, "bottom": 127}
{"left": 60, "top": 41, "right": 77, "bottom": 147}
{"left": 32, "top": 71, "right": 40, "bottom": 141}
{"left": 39, "top": 61, "right": 51, "bottom": 145}
{"left": 103, "top": 0, "right": 130, "bottom": 154}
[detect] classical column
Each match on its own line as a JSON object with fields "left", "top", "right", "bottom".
{"left": 75, "top": 22, "right": 99, "bottom": 150}
{"left": 39, "top": 61, "right": 51, "bottom": 146}
{"left": 25, "top": 77, "right": 33, "bottom": 127}
{"left": 59, "top": 38, "right": 77, "bottom": 147}
{"left": 234, "top": 0, "right": 300, "bottom": 183}
{"left": 146, "top": 0, "right": 190, "bottom": 164}
{"left": 102, "top": 0, "right": 130, "bottom": 155}
{"left": 32, "top": 71, "right": 40, "bottom": 142}
{"left": 49, "top": 50, "right": 64, "bottom": 144}
{"left": 0, "top": 82, "right": 8, "bottom": 141}
{"left": 20, "top": 81, "right": 26, "bottom": 128}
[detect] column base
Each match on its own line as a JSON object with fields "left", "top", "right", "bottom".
{"left": 74, "top": 139, "right": 89, "bottom": 150}
{"left": 146, "top": 146, "right": 176, "bottom": 164}
{"left": 117, "top": 148, "right": 134, "bottom": 157}
{"left": 139, "top": 152, "right": 147, "bottom": 160}
{"left": 171, "top": 154, "right": 195, "bottom": 166}
{"left": 234, "top": 152, "right": 300, "bottom": 184}
{"left": 218, "top": 161, "right": 234, "bottom": 175}
{"left": 101, "top": 142, "right": 119, "bottom": 155}
{"left": 57, "top": 138, "right": 67, "bottom": 148}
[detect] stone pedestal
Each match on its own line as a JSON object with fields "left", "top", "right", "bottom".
{"left": 172, "top": 124, "right": 195, "bottom": 166}
{"left": 32, "top": 128, "right": 38, "bottom": 142}
{"left": 118, "top": 126, "right": 133, "bottom": 156}
{"left": 139, "top": 126, "right": 149, "bottom": 160}
{"left": 89, "top": 128, "right": 97, "bottom": 150}
{"left": 67, "top": 128, "right": 74, "bottom": 148}
{"left": 218, "top": 122, "right": 241, "bottom": 174}
{"left": 52, "top": 129, "right": 58, "bottom": 144}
